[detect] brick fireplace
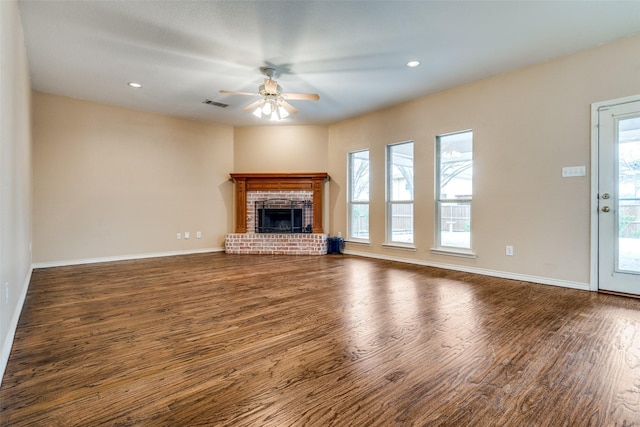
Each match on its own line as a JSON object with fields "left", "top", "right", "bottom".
{"left": 225, "top": 173, "right": 329, "bottom": 255}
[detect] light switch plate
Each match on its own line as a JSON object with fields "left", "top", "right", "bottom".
{"left": 562, "top": 166, "right": 586, "bottom": 177}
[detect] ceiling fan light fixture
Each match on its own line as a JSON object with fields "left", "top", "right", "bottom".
{"left": 262, "top": 100, "right": 274, "bottom": 115}
{"left": 221, "top": 67, "right": 318, "bottom": 122}
{"left": 278, "top": 105, "right": 289, "bottom": 119}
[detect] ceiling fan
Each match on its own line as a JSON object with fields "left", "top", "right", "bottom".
{"left": 219, "top": 67, "right": 320, "bottom": 121}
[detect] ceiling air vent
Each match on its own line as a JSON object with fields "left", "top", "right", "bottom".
{"left": 203, "top": 99, "right": 229, "bottom": 108}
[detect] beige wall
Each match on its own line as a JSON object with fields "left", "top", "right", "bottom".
{"left": 233, "top": 125, "right": 331, "bottom": 232}
{"left": 33, "top": 93, "right": 234, "bottom": 263}
{"left": 233, "top": 125, "right": 328, "bottom": 173}
{"left": 1, "top": 0, "right": 32, "bottom": 382}
{"left": 328, "top": 33, "right": 640, "bottom": 286}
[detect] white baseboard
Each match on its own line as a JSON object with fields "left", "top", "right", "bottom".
{"left": 343, "top": 249, "right": 591, "bottom": 291}
{"left": 1, "top": 265, "right": 33, "bottom": 388}
{"left": 32, "top": 247, "right": 225, "bottom": 269}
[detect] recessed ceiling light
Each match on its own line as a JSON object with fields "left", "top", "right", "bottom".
{"left": 406, "top": 60, "right": 421, "bottom": 68}
{"left": 127, "top": 82, "right": 142, "bottom": 88}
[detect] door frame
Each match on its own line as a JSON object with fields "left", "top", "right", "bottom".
{"left": 590, "top": 94, "right": 640, "bottom": 292}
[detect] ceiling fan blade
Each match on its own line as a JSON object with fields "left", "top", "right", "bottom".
{"left": 219, "top": 89, "right": 257, "bottom": 96}
{"left": 283, "top": 93, "right": 320, "bottom": 101}
{"left": 242, "top": 99, "right": 264, "bottom": 112}
{"left": 280, "top": 100, "right": 298, "bottom": 115}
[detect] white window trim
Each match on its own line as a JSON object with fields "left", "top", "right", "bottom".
{"left": 435, "top": 130, "right": 473, "bottom": 252}
{"left": 386, "top": 141, "right": 414, "bottom": 245}
{"left": 430, "top": 247, "right": 477, "bottom": 258}
{"left": 383, "top": 242, "right": 417, "bottom": 250}
{"left": 344, "top": 239, "right": 371, "bottom": 246}
{"left": 347, "top": 149, "right": 370, "bottom": 242}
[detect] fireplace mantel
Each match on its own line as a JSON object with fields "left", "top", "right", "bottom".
{"left": 229, "top": 173, "right": 329, "bottom": 233}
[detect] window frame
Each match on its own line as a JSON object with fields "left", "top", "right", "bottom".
{"left": 386, "top": 140, "right": 415, "bottom": 247}
{"left": 433, "top": 130, "right": 476, "bottom": 257}
{"left": 347, "top": 149, "right": 370, "bottom": 242}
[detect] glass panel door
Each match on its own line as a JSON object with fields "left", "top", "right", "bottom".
{"left": 598, "top": 99, "right": 640, "bottom": 294}
{"left": 617, "top": 116, "right": 640, "bottom": 273}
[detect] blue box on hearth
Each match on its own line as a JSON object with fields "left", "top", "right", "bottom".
{"left": 327, "top": 237, "right": 344, "bottom": 254}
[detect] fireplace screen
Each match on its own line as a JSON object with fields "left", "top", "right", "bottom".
{"left": 255, "top": 199, "right": 313, "bottom": 233}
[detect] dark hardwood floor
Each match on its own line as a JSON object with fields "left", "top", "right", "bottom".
{"left": 2, "top": 253, "right": 640, "bottom": 426}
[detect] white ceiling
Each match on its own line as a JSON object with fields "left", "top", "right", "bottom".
{"left": 17, "top": 1, "right": 640, "bottom": 127}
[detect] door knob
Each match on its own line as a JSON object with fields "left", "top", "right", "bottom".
{"left": 601, "top": 206, "right": 610, "bottom": 213}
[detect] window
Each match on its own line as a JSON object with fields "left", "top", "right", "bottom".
{"left": 348, "top": 150, "right": 370, "bottom": 240}
{"left": 436, "top": 131, "right": 473, "bottom": 250}
{"left": 387, "top": 141, "right": 414, "bottom": 245}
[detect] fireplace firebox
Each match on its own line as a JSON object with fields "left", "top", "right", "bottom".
{"left": 256, "top": 199, "right": 312, "bottom": 233}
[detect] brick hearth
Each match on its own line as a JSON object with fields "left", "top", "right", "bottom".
{"left": 225, "top": 233, "right": 328, "bottom": 255}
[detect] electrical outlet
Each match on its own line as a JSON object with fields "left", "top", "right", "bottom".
{"left": 506, "top": 245, "right": 514, "bottom": 256}
{"left": 185, "top": 232, "right": 190, "bottom": 239}
{"left": 196, "top": 231, "right": 202, "bottom": 239}
{"left": 177, "top": 233, "right": 181, "bottom": 240}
